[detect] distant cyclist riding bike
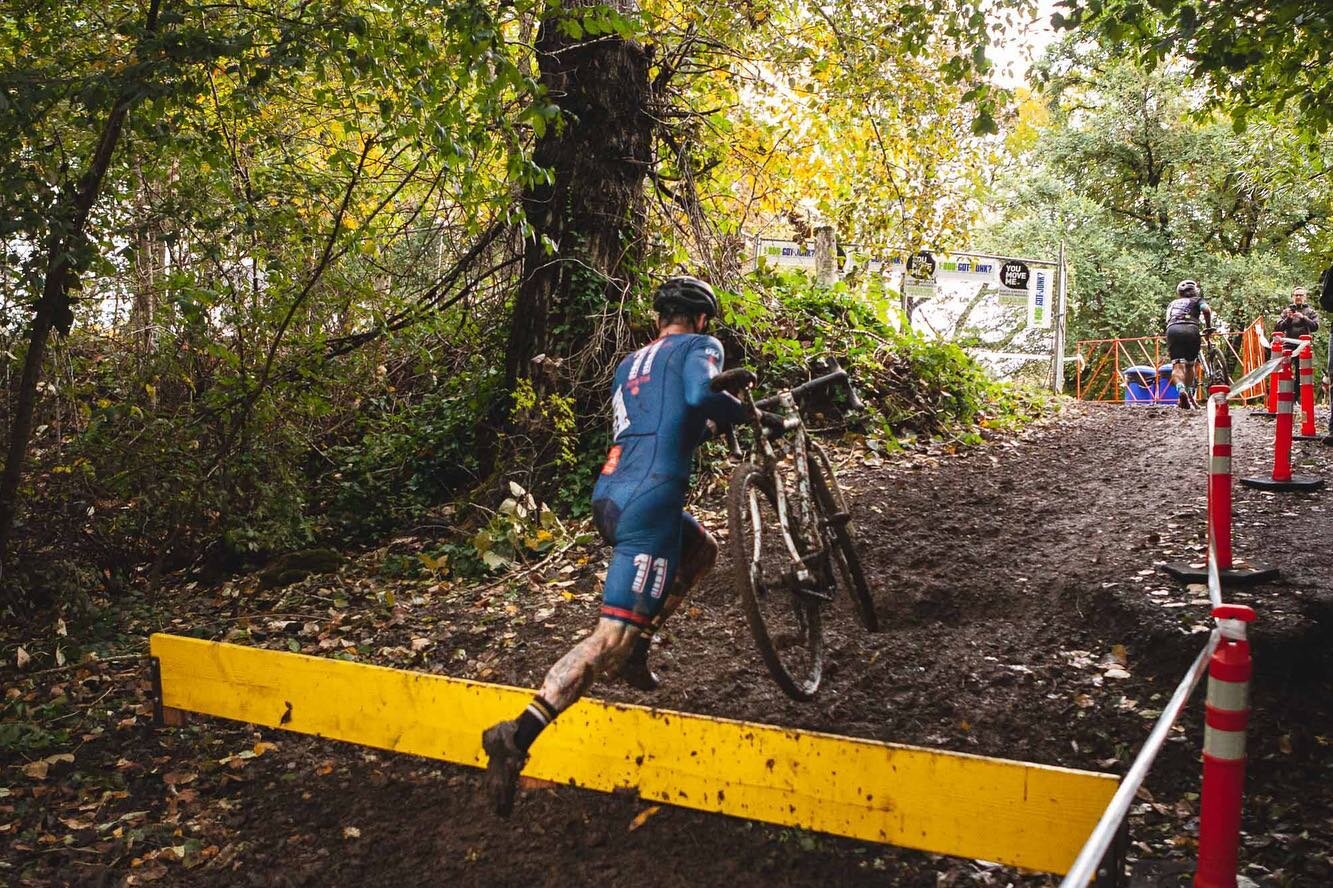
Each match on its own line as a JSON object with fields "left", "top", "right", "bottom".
{"left": 1164, "top": 279, "right": 1214, "bottom": 408}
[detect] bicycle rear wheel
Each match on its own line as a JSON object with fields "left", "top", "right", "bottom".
{"left": 807, "top": 442, "right": 881, "bottom": 632}
{"left": 727, "top": 461, "right": 823, "bottom": 701}
{"left": 1209, "top": 345, "right": 1231, "bottom": 388}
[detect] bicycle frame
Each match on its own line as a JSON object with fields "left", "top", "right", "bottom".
{"left": 1194, "top": 333, "right": 1229, "bottom": 398}
{"left": 738, "top": 390, "right": 824, "bottom": 593}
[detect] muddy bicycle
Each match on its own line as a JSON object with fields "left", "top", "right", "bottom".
{"left": 710, "top": 362, "right": 881, "bottom": 700}
{"left": 1195, "top": 327, "right": 1231, "bottom": 393}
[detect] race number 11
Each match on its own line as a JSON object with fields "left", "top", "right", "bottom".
{"left": 631, "top": 554, "right": 669, "bottom": 599}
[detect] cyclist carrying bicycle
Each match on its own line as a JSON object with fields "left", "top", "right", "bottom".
{"left": 1165, "top": 279, "right": 1214, "bottom": 409}
{"left": 480, "top": 275, "right": 755, "bottom": 817}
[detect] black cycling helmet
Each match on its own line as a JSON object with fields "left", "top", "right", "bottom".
{"left": 1177, "top": 279, "right": 1201, "bottom": 298}
{"left": 653, "top": 276, "right": 719, "bottom": 318}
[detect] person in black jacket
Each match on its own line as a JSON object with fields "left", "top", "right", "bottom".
{"left": 1274, "top": 286, "right": 1320, "bottom": 343}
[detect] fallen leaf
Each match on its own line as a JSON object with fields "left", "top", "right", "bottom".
{"left": 16, "top": 647, "right": 30, "bottom": 669}
{"left": 1110, "top": 644, "right": 1128, "bottom": 666}
{"left": 627, "top": 805, "right": 662, "bottom": 832}
{"left": 1278, "top": 734, "right": 1293, "bottom": 754}
{"left": 252, "top": 741, "right": 278, "bottom": 756}
{"left": 343, "top": 826, "right": 361, "bottom": 839}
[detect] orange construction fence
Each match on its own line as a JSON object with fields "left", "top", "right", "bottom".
{"left": 1075, "top": 319, "right": 1268, "bottom": 403}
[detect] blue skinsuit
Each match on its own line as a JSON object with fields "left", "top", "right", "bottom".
{"left": 591, "top": 333, "right": 749, "bottom": 628}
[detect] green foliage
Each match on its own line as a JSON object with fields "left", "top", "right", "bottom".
{"left": 723, "top": 267, "right": 1041, "bottom": 440}
{"left": 0, "top": 695, "right": 72, "bottom": 756}
{"left": 1, "top": 0, "right": 1057, "bottom": 603}
{"left": 1058, "top": 0, "right": 1333, "bottom": 133}
{"left": 980, "top": 45, "right": 1332, "bottom": 345}
{"left": 470, "top": 481, "right": 574, "bottom": 573}
{"left": 321, "top": 360, "right": 499, "bottom": 540}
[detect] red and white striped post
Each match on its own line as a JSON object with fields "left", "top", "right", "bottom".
{"left": 1208, "top": 386, "right": 1233, "bottom": 570}
{"left": 1276, "top": 348, "right": 1294, "bottom": 480}
{"left": 1297, "top": 334, "right": 1318, "bottom": 438}
{"left": 1164, "top": 389, "right": 1278, "bottom": 584}
{"left": 1195, "top": 604, "right": 1256, "bottom": 888}
{"left": 1241, "top": 349, "right": 1324, "bottom": 491}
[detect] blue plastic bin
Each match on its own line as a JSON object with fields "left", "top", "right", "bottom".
{"left": 1156, "top": 364, "right": 1180, "bottom": 402}
{"left": 1123, "top": 365, "right": 1157, "bottom": 403}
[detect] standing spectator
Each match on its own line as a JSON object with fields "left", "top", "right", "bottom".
{"left": 1319, "top": 267, "right": 1333, "bottom": 442}
{"left": 1275, "top": 287, "right": 1320, "bottom": 415}
{"left": 1274, "top": 286, "right": 1319, "bottom": 344}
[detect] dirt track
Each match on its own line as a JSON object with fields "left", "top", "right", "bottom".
{"left": 5, "top": 403, "right": 1332, "bottom": 886}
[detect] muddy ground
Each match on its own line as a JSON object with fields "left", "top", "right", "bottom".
{"left": 3, "top": 403, "right": 1331, "bottom": 886}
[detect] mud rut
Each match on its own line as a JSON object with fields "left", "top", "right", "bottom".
{"left": 44, "top": 405, "right": 1333, "bottom": 887}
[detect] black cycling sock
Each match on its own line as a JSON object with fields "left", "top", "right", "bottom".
{"left": 514, "top": 696, "right": 558, "bottom": 751}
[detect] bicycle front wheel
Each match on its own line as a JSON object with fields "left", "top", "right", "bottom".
{"left": 727, "top": 461, "right": 823, "bottom": 701}
{"left": 807, "top": 442, "right": 881, "bottom": 632}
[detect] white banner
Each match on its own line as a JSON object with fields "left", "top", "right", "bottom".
{"left": 904, "top": 281, "right": 937, "bottom": 304}
{"left": 753, "top": 237, "right": 1058, "bottom": 329}
{"left": 1028, "top": 270, "right": 1052, "bottom": 329}
{"left": 755, "top": 239, "right": 817, "bottom": 269}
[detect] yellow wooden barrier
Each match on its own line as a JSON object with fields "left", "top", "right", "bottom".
{"left": 150, "top": 633, "right": 1117, "bottom": 874}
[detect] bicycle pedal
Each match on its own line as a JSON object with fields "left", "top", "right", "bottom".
{"left": 820, "top": 512, "right": 851, "bottom": 528}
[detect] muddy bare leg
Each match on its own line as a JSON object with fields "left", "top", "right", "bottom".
{"left": 480, "top": 618, "right": 640, "bottom": 816}
{"left": 539, "top": 618, "right": 640, "bottom": 711}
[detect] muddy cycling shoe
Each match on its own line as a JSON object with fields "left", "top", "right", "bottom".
{"left": 481, "top": 720, "right": 528, "bottom": 817}
{"left": 620, "top": 636, "right": 660, "bottom": 691}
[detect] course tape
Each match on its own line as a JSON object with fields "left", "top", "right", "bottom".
{"left": 1225, "top": 339, "right": 1308, "bottom": 400}
{"left": 1060, "top": 632, "right": 1220, "bottom": 887}
{"left": 1254, "top": 320, "right": 1269, "bottom": 350}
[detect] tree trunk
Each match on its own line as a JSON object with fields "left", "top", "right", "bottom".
{"left": 0, "top": 0, "right": 162, "bottom": 592}
{"left": 813, "top": 225, "right": 838, "bottom": 287}
{"left": 503, "top": 0, "right": 653, "bottom": 396}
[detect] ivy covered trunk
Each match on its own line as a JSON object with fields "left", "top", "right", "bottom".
{"left": 503, "top": 1, "right": 653, "bottom": 398}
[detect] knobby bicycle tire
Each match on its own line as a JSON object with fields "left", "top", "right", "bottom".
{"left": 807, "top": 442, "right": 881, "bottom": 632}
{"left": 726, "top": 461, "right": 823, "bottom": 700}
{"left": 1210, "top": 348, "right": 1231, "bottom": 388}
